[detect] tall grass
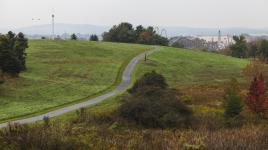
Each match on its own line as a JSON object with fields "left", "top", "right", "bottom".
{"left": 1, "top": 122, "right": 267, "bottom": 150}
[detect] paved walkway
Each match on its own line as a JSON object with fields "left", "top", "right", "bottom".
{"left": 0, "top": 47, "right": 159, "bottom": 129}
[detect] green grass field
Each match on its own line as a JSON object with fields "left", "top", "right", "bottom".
{"left": 54, "top": 46, "right": 249, "bottom": 123}
{"left": 135, "top": 47, "right": 248, "bottom": 88}
{"left": 0, "top": 40, "right": 150, "bottom": 121}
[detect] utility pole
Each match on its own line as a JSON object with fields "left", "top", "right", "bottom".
{"left": 218, "top": 30, "right": 221, "bottom": 44}
{"left": 52, "top": 14, "right": 55, "bottom": 39}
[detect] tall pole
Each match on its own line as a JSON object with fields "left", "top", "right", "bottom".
{"left": 218, "top": 30, "right": 221, "bottom": 44}
{"left": 52, "top": 14, "right": 55, "bottom": 39}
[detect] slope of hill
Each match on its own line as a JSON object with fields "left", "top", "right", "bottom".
{"left": 57, "top": 46, "right": 249, "bottom": 121}
{"left": 135, "top": 47, "right": 248, "bottom": 87}
{"left": 2, "top": 45, "right": 263, "bottom": 150}
{"left": 0, "top": 40, "right": 150, "bottom": 122}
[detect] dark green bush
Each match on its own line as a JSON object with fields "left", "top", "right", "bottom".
{"left": 128, "top": 71, "right": 167, "bottom": 94}
{"left": 120, "top": 71, "right": 192, "bottom": 128}
{"left": 90, "top": 34, "right": 99, "bottom": 41}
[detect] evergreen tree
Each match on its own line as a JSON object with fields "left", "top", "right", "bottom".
{"left": 14, "top": 32, "right": 28, "bottom": 70}
{"left": 71, "top": 34, "right": 77, "bottom": 40}
{"left": 0, "top": 31, "right": 28, "bottom": 76}
{"left": 259, "top": 40, "right": 268, "bottom": 62}
{"left": 224, "top": 78, "right": 243, "bottom": 118}
{"left": 230, "top": 35, "right": 247, "bottom": 58}
{"left": 89, "top": 34, "right": 99, "bottom": 41}
{"left": 0, "top": 50, "right": 22, "bottom": 76}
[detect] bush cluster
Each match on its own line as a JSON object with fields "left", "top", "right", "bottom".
{"left": 119, "top": 71, "right": 192, "bottom": 128}
{"left": 90, "top": 34, "right": 99, "bottom": 41}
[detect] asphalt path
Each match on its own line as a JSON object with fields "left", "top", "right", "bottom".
{"left": 0, "top": 47, "right": 159, "bottom": 129}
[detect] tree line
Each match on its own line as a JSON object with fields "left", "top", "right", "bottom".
{"left": 102, "top": 22, "right": 169, "bottom": 46}
{"left": 0, "top": 31, "right": 28, "bottom": 79}
{"left": 228, "top": 35, "right": 268, "bottom": 61}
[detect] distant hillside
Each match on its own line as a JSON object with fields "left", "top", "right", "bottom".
{"left": 1, "top": 24, "right": 268, "bottom": 37}
{"left": 163, "top": 27, "right": 268, "bottom": 37}
{"left": 14, "top": 24, "right": 110, "bottom": 36}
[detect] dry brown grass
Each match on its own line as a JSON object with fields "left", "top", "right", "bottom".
{"left": 1, "top": 122, "right": 268, "bottom": 150}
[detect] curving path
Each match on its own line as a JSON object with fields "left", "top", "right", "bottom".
{"left": 0, "top": 47, "right": 160, "bottom": 129}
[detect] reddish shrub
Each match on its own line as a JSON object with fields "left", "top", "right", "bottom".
{"left": 246, "top": 73, "right": 268, "bottom": 115}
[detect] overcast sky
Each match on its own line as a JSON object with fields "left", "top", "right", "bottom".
{"left": 0, "top": 0, "right": 267, "bottom": 29}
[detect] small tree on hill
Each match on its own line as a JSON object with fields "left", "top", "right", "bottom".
{"left": 224, "top": 78, "right": 243, "bottom": 119}
{"left": 230, "top": 35, "right": 247, "bottom": 58}
{"left": 90, "top": 34, "right": 99, "bottom": 41}
{"left": 246, "top": 73, "right": 268, "bottom": 116}
{"left": 71, "top": 34, "right": 77, "bottom": 40}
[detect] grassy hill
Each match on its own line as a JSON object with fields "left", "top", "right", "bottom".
{"left": 135, "top": 47, "right": 248, "bottom": 87}
{"left": 0, "top": 40, "right": 151, "bottom": 121}
{"left": 2, "top": 44, "right": 263, "bottom": 150}
{"left": 57, "top": 46, "right": 249, "bottom": 121}
{"left": 134, "top": 47, "right": 249, "bottom": 114}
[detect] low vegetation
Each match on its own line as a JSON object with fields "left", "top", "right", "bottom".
{"left": 1, "top": 122, "right": 268, "bottom": 150}
{"left": 2, "top": 71, "right": 268, "bottom": 149}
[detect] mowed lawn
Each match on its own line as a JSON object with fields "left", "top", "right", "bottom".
{"left": 135, "top": 47, "right": 249, "bottom": 87}
{"left": 0, "top": 40, "right": 150, "bottom": 121}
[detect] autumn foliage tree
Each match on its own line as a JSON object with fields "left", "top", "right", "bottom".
{"left": 246, "top": 73, "right": 268, "bottom": 116}
{"left": 242, "top": 59, "right": 268, "bottom": 80}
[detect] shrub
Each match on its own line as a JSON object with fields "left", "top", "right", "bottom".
{"left": 246, "top": 73, "right": 268, "bottom": 116}
{"left": 224, "top": 78, "right": 243, "bottom": 119}
{"left": 119, "top": 71, "right": 192, "bottom": 128}
{"left": 90, "top": 34, "right": 99, "bottom": 41}
{"left": 128, "top": 71, "right": 167, "bottom": 94}
{"left": 70, "top": 33, "right": 77, "bottom": 40}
